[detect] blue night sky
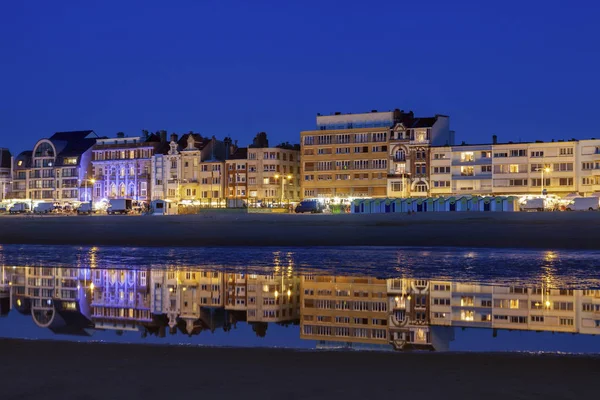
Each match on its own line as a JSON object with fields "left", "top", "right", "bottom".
{"left": 1, "top": 0, "right": 599, "bottom": 155}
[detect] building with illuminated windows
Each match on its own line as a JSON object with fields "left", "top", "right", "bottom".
{"left": 8, "top": 131, "right": 99, "bottom": 205}
{"left": 0, "top": 148, "right": 11, "bottom": 203}
{"left": 300, "top": 109, "right": 453, "bottom": 203}
{"left": 91, "top": 132, "right": 169, "bottom": 205}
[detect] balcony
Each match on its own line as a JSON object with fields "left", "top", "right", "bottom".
{"left": 452, "top": 173, "right": 492, "bottom": 181}
{"left": 452, "top": 158, "right": 492, "bottom": 166}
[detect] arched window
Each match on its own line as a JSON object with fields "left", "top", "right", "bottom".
{"left": 394, "top": 149, "right": 406, "bottom": 161}
{"left": 110, "top": 183, "right": 117, "bottom": 197}
{"left": 34, "top": 142, "right": 54, "bottom": 158}
{"left": 119, "top": 183, "right": 126, "bottom": 197}
{"left": 415, "top": 182, "right": 428, "bottom": 193}
{"left": 128, "top": 184, "right": 135, "bottom": 197}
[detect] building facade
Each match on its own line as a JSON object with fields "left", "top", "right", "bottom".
{"left": 428, "top": 137, "right": 591, "bottom": 198}
{"left": 301, "top": 110, "right": 452, "bottom": 203}
{"left": 387, "top": 112, "right": 452, "bottom": 197}
{"left": 92, "top": 132, "right": 168, "bottom": 205}
{"left": 0, "top": 148, "right": 11, "bottom": 202}
{"left": 9, "top": 131, "right": 98, "bottom": 205}
{"left": 152, "top": 134, "right": 233, "bottom": 207}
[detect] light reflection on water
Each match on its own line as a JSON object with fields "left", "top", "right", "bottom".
{"left": 0, "top": 244, "right": 599, "bottom": 354}
{"left": 0, "top": 245, "right": 599, "bottom": 289}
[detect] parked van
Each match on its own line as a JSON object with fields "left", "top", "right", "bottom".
{"left": 520, "top": 198, "right": 545, "bottom": 212}
{"left": 567, "top": 197, "right": 599, "bottom": 211}
{"left": 9, "top": 203, "right": 30, "bottom": 214}
{"left": 295, "top": 200, "right": 323, "bottom": 214}
{"left": 77, "top": 203, "right": 95, "bottom": 215}
{"left": 107, "top": 199, "right": 133, "bottom": 215}
{"left": 34, "top": 202, "right": 56, "bottom": 214}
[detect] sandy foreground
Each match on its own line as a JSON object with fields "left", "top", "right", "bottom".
{"left": 0, "top": 339, "right": 597, "bottom": 399}
{"left": 0, "top": 211, "right": 599, "bottom": 249}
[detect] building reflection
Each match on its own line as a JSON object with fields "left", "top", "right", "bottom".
{"left": 1, "top": 265, "right": 599, "bottom": 350}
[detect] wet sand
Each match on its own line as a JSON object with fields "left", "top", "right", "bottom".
{"left": 0, "top": 211, "right": 599, "bottom": 250}
{"left": 0, "top": 339, "right": 597, "bottom": 399}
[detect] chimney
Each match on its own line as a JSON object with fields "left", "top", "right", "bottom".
{"left": 170, "top": 133, "right": 178, "bottom": 143}
{"left": 116, "top": 132, "right": 125, "bottom": 138}
{"left": 160, "top": 131, "right": 167, "bottom": 143}
{"left": 492, "top": 135, "right": 497, "bottom": 144}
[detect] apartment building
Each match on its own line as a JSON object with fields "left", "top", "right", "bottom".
{"left": 0, "top": 148, "right": 11, "bottom": 202}
{"left": 430, "top": 144, "right": 493, "bottom": 196}
{"left": 301, "top": 110, "right": 452, "bottom": 202}
{"left": 152, "top": 133, "right": 232, "bottom": 207}
{"left": 427, "top": 136, "right": 591, "bottom": 197}
{"left": 8, "top": 266, "right": 93, "bottom": 335}
{"left": 225, "top": 147, "right": 248, "bottom": 207}
{"left": 151, "top": 269, "right": 224, "bottom": 334}
{"left": 387, "top": 112, "right": 453, "bottom": 197}
{"left": 246, "top": 272, "right": 300, "bottom": 324}
{"left": 9, "top": 131, "right": 98, "bottom": 204}
{"left": 92, "top": 132, "right": 169, "bottom": 204}
{"left": 301, "top": 111, "right": 395, "bottom": 202}
{"left": 428, "top": 280, "right": 600, "bottom": 334}
{"left": 576, "top": 139, "right": 600, "bottom": 195}
{"left": 492, "top": 140, "right": 577, "bottom": 196}
{"left": 91, "top": 268, "right": 152, "bottom": 331}
{"left": 300, "top": 275, "right": 389, "bottom": 346}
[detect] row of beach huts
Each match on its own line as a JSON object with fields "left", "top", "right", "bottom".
{"left": 351, "top": 196, "right": 521, "bottom": 214}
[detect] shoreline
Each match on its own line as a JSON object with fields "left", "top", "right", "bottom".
{"left": 1, "top": 338, "right": 599, "bottom": 399}
{"left": 1, "top": 212, "right": 599, "bottom": 250}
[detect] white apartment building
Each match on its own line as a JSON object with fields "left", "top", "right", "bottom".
{"left": 429, "top": 280, "right": 600, "bottom": 335}
{"left": 428, "top": 138, "right": 593, "bottom": 198}
{"left": 491, "top": 140, "right": 577, "bottom": 196}
{"left": 430, "top": 144, "right": 493, "bottom": 197}
{"left": 576, "top": 139, "right": 600, "bottom": 195}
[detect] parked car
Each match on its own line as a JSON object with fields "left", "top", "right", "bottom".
{"left": 566, "top": 197, "right": 600, "bottom": 211}
{"left": 9, "top": 203, "right": 30, "bottom": 214}
{"left": 295, "top": 200, "right": 323, "bottom": 214}
{"left": 107, "top": 199, "right": 133, "bottom": 215}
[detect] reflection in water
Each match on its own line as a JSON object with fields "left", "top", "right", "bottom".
{"left": 1, "top": 265, "right": 599, "bottom": 352}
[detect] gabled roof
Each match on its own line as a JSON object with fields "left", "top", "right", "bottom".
{"left": 228, "top": 147, "right": 248, "bottom": 160}
{"left": 50, "top": 130, "right": 98, "bottom": 142}
{"left": 411, "top": 117, "right": 438, "bottom": 128}
{"left": 14, "top": 151, "right": 32, "bottom": 169}
{"left": 0, "top": 148, "right": 11, "bottom": 169}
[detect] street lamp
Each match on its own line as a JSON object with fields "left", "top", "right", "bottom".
{"left": 537, "top": 166, "right": 551, "bottom": 196}
{"left": 274, "top": 174, "right": 293, "bottom": 207}
{"left": 90, "top": 178, "right": 95, "bottom": 206}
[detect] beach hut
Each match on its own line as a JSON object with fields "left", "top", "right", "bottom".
{"left": 432, "top": 197, "right": 445, "bottom": 212}
{"left": 352, "top": 199, "right": 364, "bottom": 214}
{"left": 383, "top": 198, "right": 395, "bottom": 213}
{"left": 392, "top": 198, "right": 404, "bottom": 213}
{"left": 425, "top": 197, "right": 435, "bottom": 212}
{"left": 502, "top": 196, "right": 519, "bottom": 212}
{"left": 455, "top": 196, "right": 469, "bottom": 212}
{"left": 371, "top": 199, "right": 385, "bottom": 214}
{"left": 494, "top": 196, "right": 505, "bottom": 212}
{"left": 477, "top": 196, "right": 493, "bottom": 212}
{"left": 445, "top": 197, "right": 457, "bottom": 212}
{"left": 151, "top": 200, "right": 177, "bottom": 215}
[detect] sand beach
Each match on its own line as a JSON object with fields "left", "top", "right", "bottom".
{"left": 0, "top": 211, "right": 599, "bottom": 249}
